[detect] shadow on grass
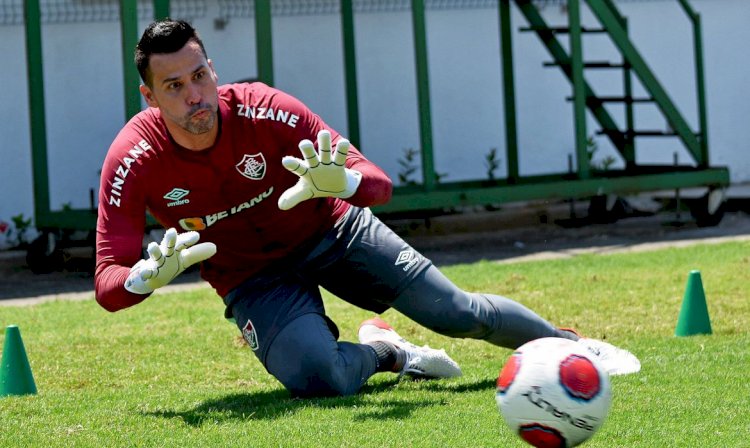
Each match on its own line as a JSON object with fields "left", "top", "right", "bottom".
{"left": 144, "top": 377, "right": 495, "bottom": 426}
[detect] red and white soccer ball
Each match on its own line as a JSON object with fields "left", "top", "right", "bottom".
{"left": 495, "top": 337, "right": 612, "bottom": 447}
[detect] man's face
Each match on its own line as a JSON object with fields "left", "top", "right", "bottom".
{"left": 140, "top": 40, "right": 219, "bottom": 136}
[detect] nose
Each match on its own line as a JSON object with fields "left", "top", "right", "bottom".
{"left": 185, "top": 82, "right": 202, "bottom": 105}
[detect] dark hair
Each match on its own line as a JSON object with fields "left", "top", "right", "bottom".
{"left": 135, "top": 19, "right": 208, "bottom": 86}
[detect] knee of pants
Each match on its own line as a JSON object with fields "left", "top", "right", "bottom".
{"left": 262, "top": 313, "right": 374, "bottom": 398}
{"left": 266, "top": 341, "right": 353, "bottom": 398}
{"left": 454, "top": 293, "right": 502, "bottom": 339}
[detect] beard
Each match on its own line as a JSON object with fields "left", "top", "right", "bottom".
{"left": 181, "top": 103, "right": 217, "bottom": 134}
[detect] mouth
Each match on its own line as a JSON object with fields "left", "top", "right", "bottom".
{"left": 192, "top": 109, "right": 210, "bottom": 119}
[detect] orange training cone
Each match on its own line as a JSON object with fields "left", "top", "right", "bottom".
{"left": 675, "top": 270, "right": 713, "bottom": 337}
{"left": 0, "top": 325, "right": 38, "bottom": 396}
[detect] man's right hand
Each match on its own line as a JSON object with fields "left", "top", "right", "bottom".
{"left": 124, "top": 228, "right": 216, "bottom": 295}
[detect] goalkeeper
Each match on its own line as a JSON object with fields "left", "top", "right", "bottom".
{"left": 95, "top": 19, "right": 640, "bottom": 398}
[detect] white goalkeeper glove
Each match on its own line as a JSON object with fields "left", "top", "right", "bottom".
{"left": 124, "top": 228, "right": 216, "bottom": 295}
{"left": 277, "top": 129, "right": 362, "bottom": 211}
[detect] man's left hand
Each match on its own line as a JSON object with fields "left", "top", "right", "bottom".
{"left": 278, "top": 130, "right": 362, "bottom": 211}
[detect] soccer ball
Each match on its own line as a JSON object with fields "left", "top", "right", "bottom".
{"left": 495, "top": 337, "right": 612, "bottom": 447}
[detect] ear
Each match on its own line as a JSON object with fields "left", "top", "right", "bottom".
{"left": 140, "top": 85, "right": 158, "bottom": 108}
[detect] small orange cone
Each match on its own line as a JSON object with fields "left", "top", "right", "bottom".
{"left": 675, "top": 270, "right": 712, "bottom": 337}
{"left": 0, "top": 325, "right": 38, "bottom": 396}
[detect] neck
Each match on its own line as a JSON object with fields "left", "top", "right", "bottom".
{"left": 166, "top": 122, "right": 219, "bottom": 151}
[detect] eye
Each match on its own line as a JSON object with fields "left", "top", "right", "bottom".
{"left": 168, "top": 81, "right": 182, "bottom": 91}
{"left": 194, "top": 70, "right": 209, "bottom": 82}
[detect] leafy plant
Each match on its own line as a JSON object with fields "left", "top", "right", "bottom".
{"left": 484, "top": 147, "right": 501, "bottom": 180}
{"left": 11, "top": 214, "right": 32, "bottom": 233}
{"left": 397, "top": 147, "right": 419, "bottom": 186}
{"left": 587, "top": 136, "right": 616, "bottom": 171}
{"left": 0, "top": 213, "right": 36, "bottom": 249}
{"left": 397, "top": 147, "right": 448, "bottom": 186}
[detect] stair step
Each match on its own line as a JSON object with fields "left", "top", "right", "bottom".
{"left": 596, "top": 129, "right": 685, "bottom": 137}
{"left": 565, "top": 96, "right": 655, "bottom": 103}
{"left": 544, "top": 61, "right": 626, "bottom": 69}
{"left": 520, "top": 26, "right": 607, "bottom": 34}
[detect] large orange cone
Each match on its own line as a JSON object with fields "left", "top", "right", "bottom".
{"left": 0, "top": 325, "right": 38, "bottom": 396}
{"left": 675, "top": 270, "right": 713, "bottom": 337}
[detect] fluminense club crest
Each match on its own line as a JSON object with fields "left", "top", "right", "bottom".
{"left": 235, "top": 153, "right": 267, "bottom": 180}
{"left": 242, "top": 319, "right": 259, "bottom": 351}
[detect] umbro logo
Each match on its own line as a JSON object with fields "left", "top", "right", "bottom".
{"left": 395, "top": 249, "right": 421, "bottom": 272}
{"left": 164, "top": 188, "right": 190, "bottom": 207}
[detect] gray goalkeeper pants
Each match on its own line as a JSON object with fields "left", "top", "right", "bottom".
{"left": 224, "top": 207, "right": 571, "bottom": 397}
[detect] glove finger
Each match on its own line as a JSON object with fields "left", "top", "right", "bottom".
{"left": 317, "top": 130, "right": 333, "bottom": 165}
{"left": 281, "top": 156, "right": 309, "bottom": 177}
{"left": 146, "top": 241, "right": 164, "bottom": 267}
{"left": 278, "top": 182, "right": 314, "bottom": 211}
{"left": 130, "top": 258, "right": 156, "bottom": 281}
{"left": 175, "top": 231, "right": 200, "bottom": 251}
{"left": 298, "top": 139, "right": 319, "bottom": 169}
{"left": 139, "top": 266, "right": 156, "bottom": 280}
{"left": 333, "top": 139, "right": 350, "bottom": 167}
{"left": 180, "top": 242, "right": 217, "bottom": 268}
{"left": 161, "top": 228, "right": 177, "bottom": 257}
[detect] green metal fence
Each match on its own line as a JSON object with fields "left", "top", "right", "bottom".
{"left": 22, "top": 0, "right": 729, "bottom": 234}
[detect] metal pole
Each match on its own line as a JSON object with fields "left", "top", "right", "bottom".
{"left": 568, "top": 0, "right": 589, "bottom": 178}
{"left": 24, "top": 0, "right": 51, "bottom": 225}
{"left": 255, "top": 0, "right": 274, "bottom": 86}
{"left": 153, "top": 0, "right": 171, "bottom": 20}
{"left": 692, "top": 13, "right": 709, "bottom": 167}
{"left": 120, "top": 0, "right": 142, "bottom": 119}
{"left": 340, "top": 0, "right": 361, "bottom": 148}
{"left": 622, "top": 18, "right": 635, "bottom": 168}
{"left": 499, "top": 0, "right": 518, "bottom": 183}
{"left": 411, "top": 0, "right": 436, "bottom": 190}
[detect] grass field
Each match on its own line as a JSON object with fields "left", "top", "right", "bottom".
{"left": 1, "top": 240, "right": 749, "bottom": 447}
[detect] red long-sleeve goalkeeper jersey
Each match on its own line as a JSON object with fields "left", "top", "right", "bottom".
{"left": 95, "top": 82, "right": 392, "bottom": 312}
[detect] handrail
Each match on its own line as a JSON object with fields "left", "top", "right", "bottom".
{"left": 677, "top": 0, "right": 698, "bottom": 19}
{"left": 676, "top": 0, "right": 709, "bottom": 166}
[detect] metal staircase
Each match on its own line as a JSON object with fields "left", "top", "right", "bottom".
{"left": 375, "top": 0, "right": 728, "bottom": 226}
{"left": 516, "top": 0, "right": 709, "bottom": 175}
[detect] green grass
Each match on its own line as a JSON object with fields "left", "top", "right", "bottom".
{"left": 1, "top": 241, "right": 750, "bottom": 447}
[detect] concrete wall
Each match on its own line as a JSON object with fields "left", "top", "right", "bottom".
{"left": 1, "top": 0, "right": 748, "bottom": 224}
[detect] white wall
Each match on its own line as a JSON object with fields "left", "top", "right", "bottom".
{"left": 1, "top": 24, "right": 34, "bottom": 222}
{"left": 1, "top": 0, "right": 748, "bottom": 224}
